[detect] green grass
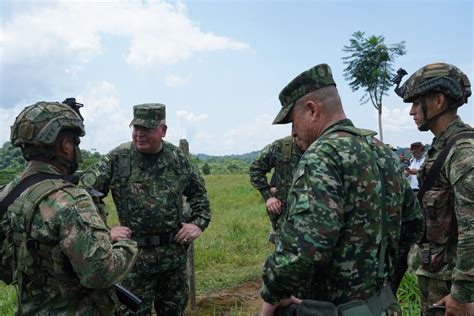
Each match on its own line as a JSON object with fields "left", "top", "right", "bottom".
{"left": 0, "top": 173, "right": 420, "bottom": 313}
{"left": 398, "top": 272, "right": 421, "bottom": 315}
{"left": 0, "top": 282, "right": 16, "bottom": 315}
{"left": 104, "top": 173, "right": 273, "bottom": 294}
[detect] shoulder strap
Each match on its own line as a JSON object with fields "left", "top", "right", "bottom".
{"left": 118, "top": 142, "right": 132, "bottom": 184}
{"left": 0, "top": 173, "right": 64, "bottom": 219}
{"left": 281, "top": 137, "right": 293, "bottom": 163}
{"left": 117, "top": 143, "right": 132, "bottom": 226}
{"left": 417, "top": 131, "right": 474, "bottom": 203}
{"left": 330, "top": 126, "right": 377, "bottom": 138}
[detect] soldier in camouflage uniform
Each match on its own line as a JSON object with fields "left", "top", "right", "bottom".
{"left": 395, "top": 63, "right": 474, "bottom": 315}
{"left": 249, "top": 136, "right": 304, "bottom": 242}
{"left": 0, "top": 101, "right": 138, "bottom": 315}
{"left": 260, "top": 64, "right": 423, "bottom": 315}
{"left": 81, "top": 103, "right": 211, "bottom": 316}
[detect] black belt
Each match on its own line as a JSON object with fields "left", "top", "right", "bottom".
{"left": 413, "top": 189, "right": 419, "bottom": 192}
{"left": 133, "top": 232, "right": 175, "bottom": 247}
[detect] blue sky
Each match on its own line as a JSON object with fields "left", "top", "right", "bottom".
{"left": 1, "top": 0, "right": 472, "bottom": 155}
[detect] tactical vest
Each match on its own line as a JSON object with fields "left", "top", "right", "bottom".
{"left": 4, "top": 178, "right": 117, "bottom": 315}
{"left": 418, "top": 129, "right": 474, "bottom": 273}
{"left": 114, "top": 142, "right": 185, "bottom": 233}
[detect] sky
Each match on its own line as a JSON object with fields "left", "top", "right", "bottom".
{"left": 1, "top": 0, "right": 473, "bottom": 156}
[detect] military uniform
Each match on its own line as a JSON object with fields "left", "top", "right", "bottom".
{"left": 82, "top": 104, "right": 211, "bottom": 315}
{"left": 261, "top": 120, "right": 422, "bottom": 305}
{"left": 416, "top": 116, "right": 474, "bottom": 307}
{"left": 262, "top": 64, "right": 423, "bottom": 314}
{"left": 249, "top": 136, "right": 303, "bottom": 232}
{"left": 0, "top": 101, "right": 138, "bottom": 315}
{"left": 394, "top": 63, "right": 474, "bottom": 312}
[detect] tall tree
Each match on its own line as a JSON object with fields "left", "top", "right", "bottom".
{"left": 342, "top": 31, "right": 406, "bottom": 141}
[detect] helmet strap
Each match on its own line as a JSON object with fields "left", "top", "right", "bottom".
{"left": 50, "top": 142, "right": 82, "bottom": 175}
{"left": 418, "top": 95, "right": 458, "bottom": 132}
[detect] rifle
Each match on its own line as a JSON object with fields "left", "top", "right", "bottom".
{"left": 115, "top": 284, "right": 142, "bottom": 312}
{"left": 426, "top": 305, "right": 445, "bottom": 316}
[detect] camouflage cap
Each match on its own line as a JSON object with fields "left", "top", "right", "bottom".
{"left": 273, "top": 64, "right": 336, "bottom": 124}
{"left": 130, "top": 103, "right": 166, "bottom": 128}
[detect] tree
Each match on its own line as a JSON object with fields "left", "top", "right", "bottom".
{"left": 202, "top": 163, "right": 211, "bottom": 175}
{"left": 342, "top": 31, "right": 406, "bottom": 141}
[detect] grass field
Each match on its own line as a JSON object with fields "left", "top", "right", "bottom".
{"left": 0, "top": 173, "right": 419, "bottom": 315}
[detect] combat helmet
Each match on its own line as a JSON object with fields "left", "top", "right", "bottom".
{"left": 396, "top": 63, "right": 471, "bottom": 104}
{"left": 10, "top": 100, "right": 85, "bottom": 160}
{"left": 393, "top": 63, "right": 471, "bottom": 130}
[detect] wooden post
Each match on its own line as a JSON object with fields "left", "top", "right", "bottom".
{"left": 179, "top": 139, "right": 196, "bottom": 309}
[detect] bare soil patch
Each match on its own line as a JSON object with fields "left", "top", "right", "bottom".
{"left": 186, "top": 278, "right": 262, "bottom": 315}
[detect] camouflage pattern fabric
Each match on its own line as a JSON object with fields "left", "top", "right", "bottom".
{"left": 261, "top": 119, "right": 423, "bottom": 305}
{"left": 249, "top": 136, "right": 304, "bottom": 232}
{"left": 119, "top": 245, "right": 188, "bottom": 315}
{"left": 416, "top": 116, "right": 474, "bottom": 309}
{"left": 273, "top": 64, "right": 336, "bottom": 124}
{"left": 397, "top": 63, "right": 471, "bottom": 104}
{"left": 82, "top": 140, "right": 211, "bottom": 315}
{"left": 0, "top": 161, "right": 138, "bottom": 315}
{"left": 418, "top": 275, "right": 452, "bottom": 313}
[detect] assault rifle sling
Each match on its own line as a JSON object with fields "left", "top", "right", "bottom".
{"left": 417, "top": 131, "right": 474, "bottom": 203}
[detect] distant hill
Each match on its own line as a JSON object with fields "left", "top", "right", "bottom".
{"left": 194, "top": 150, "right": 259, "bottom": 163}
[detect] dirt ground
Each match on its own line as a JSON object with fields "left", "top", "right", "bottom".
{"left": 185, "top": 278, "right": 262, "bottom": 315}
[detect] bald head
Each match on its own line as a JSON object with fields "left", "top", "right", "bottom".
{"left": 300, "top": 85, "right": 344, "bottom": 115}
{"left": 290, "top": 85, "right": 347, "bottom": 148}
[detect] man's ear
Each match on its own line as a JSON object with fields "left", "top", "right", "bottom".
{"left": 305, "top": 100, "right": 321, "bottom": 122}
{"left": 161, "top": 124, "right": 168, "bottom": 137}
{"left": 56, "top": 137, "right": 74, "bottom": 160}
{"left": 435, "top": 93, "right": 447, "bottom": 111}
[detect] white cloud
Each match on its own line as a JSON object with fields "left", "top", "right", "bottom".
{"left": 381, "top": 104, "right": 414, "bottom": 132}
{"left": 165, "top": 74, "right": 192, "bottom": 87}
{"left": 0, "top": 104, "right": 25, "bottom": 144}
{"left": 1, "top": 0, "right": 249, "bottom": 70}
{"left": 0, "top": 0, "right": 249, "bottom": 107}
{"left": 176, "top": 110, "right": 208, "bottom": 124}
{"left": 170, "top": 113, "right": 290, "bottom": 155}
{"left": 77, "top": 81, "right": 131, "bottom": 153}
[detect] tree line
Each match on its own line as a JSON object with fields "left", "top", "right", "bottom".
{"left": 0, "top": 142, "right": 257, "bottom": 185}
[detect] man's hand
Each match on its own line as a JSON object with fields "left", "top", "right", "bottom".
{"left": 175, "top": 223, "right": 202, "bottom": 245}
{"left": 266, "top": 197, "right": 282, "bottom": 215}
{"left": 110, "top": 226, "right": 133, "bottom": 242}
{"left": 435, "top": 294, "right": 474, "bottom": 316}
{"left": 261, "top": 296, "right": 302, "bottom": 316}
{"left": 404, "top": 168, "right": 418, "bottom": 176}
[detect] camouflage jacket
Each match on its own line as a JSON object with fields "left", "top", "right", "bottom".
{"left": 261, "top": 119, "right": 423, "bottom": 305}
{"left": 81, "top": 141, "right": 211, "bottom": 236}
{"left": 417, "top": 116, "right": 474, "bottom": 303}
{"left": 0, "top": 161, "right": 137, "bottom": 315}
{"left": 249, "top": 137, "right": 303, "bottom": 220}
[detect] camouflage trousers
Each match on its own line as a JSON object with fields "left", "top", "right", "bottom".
{"left": 120, "top": 244, "right": 189, "bottom": 316}
{"left": 417, "top": 275, "right": 451, "bottom": 314}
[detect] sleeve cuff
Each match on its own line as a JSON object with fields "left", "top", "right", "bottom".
{"left": 451, "top": 281, "right": 474, "bottom": 303}
{"left": 260, "top": 283, "right": 281, "bottom": 305}
{"left": 190, "top": 217, "right": 210, "bottom": 232}
{"left": 260, "top": 188, "right": 272, "bottom": 201}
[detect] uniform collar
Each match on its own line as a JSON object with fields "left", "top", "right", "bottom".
{"left": 430, "top": 116, "right": 467, "bottom": 153}
{"left": 21, "top": 161, "right": 64, "bottom": 180}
